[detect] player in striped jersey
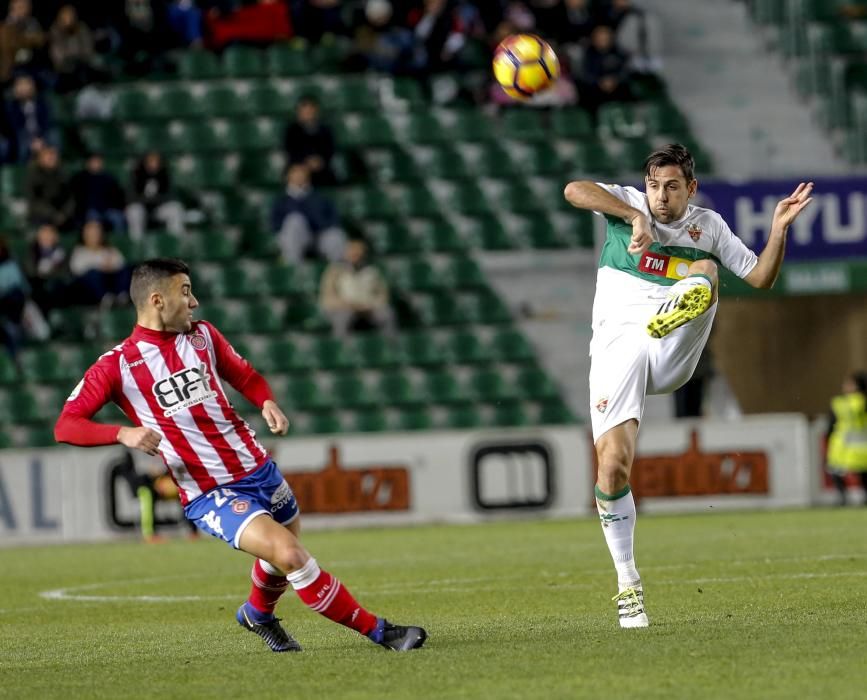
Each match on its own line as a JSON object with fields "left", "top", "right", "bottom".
{"left": 55, "top": 258, "right": 427, "bottom": 653}
{"left": 564, "top": 145, "right": 814, "bottom": 628}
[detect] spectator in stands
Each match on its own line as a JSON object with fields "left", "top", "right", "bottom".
{"left": 69, "top": 219, "right": 130, "bottom": 307}
{"left": 48, "top": 4, "right": 99, "bottom": 93}
{"left": 283, "top": 94, "right": 336, "bottom": 187}
{"left": 70, "top": 152, "right": 127, "bottom": 233}
{"left": 347, "top": 0, "right": 421, "bottom": 76}
{"left": 26, "top": 222, "right": 69, "bottom": 314}
{"left": 409, "top": 0, "right": 481, "bottom": 73}
{"left": 292, "top": 0, "right": 345, "bottom": 42}
{"left": 3, "top": 74, "right": 57, "bottom": 164}
{"left": 319, "top": 238, "right": 395, "bottom": 338}
{"left": 597, "top": 0, "right": 661, "bottom": 75}
{"left": 825, "top": 371, "right": 867, "bottom": 506}
{"left": 166, "top": 0, "right": 204, "bottom": 47}
{"left": 0, "top": 235, "right": 30, "bottom": 362}
{"left": 0, "top": 0, "right": 46, "bottom": 83}
{"left": 117, "top": 0, "right": 173, "bottom": 76}
{"left": 205, "top": 0, "right": 293, "bottom": 50}
{"left": 578, "top": 23, "right": 632, "bottom": 117}
{"left": 546, "top": 0, "right": 595, "bottom": 46}
{"left": 25, "top": 144, "right": 75, "bottom": 230}
{"left": 270, "top": 162, "right": 346, "bottom": 264}
{"left": 126, "top": 151, "right": 186, "bottom": 241}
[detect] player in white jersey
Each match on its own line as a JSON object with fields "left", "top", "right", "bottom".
{"left": 563, "top": 144, "right": 814, "bottom": 628}
{"left": 56, "top": 258, "right": 427, "bottom": 653}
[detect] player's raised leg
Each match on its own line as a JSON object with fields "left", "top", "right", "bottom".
{"left": 647, "top": 260, "right": 718, "bottom": 339}
{"left": 595, "top": 419, "right": 648, "bottom": 629}
{"left": 238, "top": 514, "right": 427, "bottom": 652}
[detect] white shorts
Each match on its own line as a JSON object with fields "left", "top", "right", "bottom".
{"left": 589, "top": 301, "right": 717, "bottom": 442}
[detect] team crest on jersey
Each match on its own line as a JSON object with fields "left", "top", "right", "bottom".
{"left": 687, "top": 223, "right": 702, "bottom": 242}
{"left": 152, "top": 362, "right": 218, "bottom": 416}
{"left": 232, "top": 499, "right": 250, "bottom": 514}
{"left": 188, "top": 332, "right": 207, "bottom": 351}
{"left": 595, "top": 397, "right": 609, "bottom": 414}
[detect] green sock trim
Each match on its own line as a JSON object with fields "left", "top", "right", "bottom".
{"left": 687, "top": 273, "right": 713, "bottom": 287}
{"left": 595, "top": 484, "right": 631, "bottom": 501}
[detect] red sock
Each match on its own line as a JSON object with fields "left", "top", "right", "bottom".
{"left": 248, "top": 559, "right": 289, "bottom": 615}
{"left": 287, "top": 558, "right": 378, "bottom": 636}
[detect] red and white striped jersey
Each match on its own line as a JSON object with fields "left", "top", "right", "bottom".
{"left": 57, "top": 321, "right": 273, "bottom": 505}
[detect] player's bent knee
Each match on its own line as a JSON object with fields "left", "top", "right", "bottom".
{"left": 270, "top": 544, "right": 309, "bottom": 574}
{"left": 689, "top": 259, "right": 718, "bottom": 281}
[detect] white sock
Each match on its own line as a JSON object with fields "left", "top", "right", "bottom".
{"left": 595, "top": 485, "right": 641, "bottom": 591}
{"left": 285, "top": 557, "right": 321, "bottom": 590}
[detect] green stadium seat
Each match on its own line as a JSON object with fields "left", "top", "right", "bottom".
{"left": 538, "top": 398, "right": 577, "bottom": 425}
{"left": 446, "top": 256, "right": 486, "bottom": 289}
{"left": 463, "top": 215, "right": 515, "bottom": 251}
{"left": 335, "top": 113, "right": 396, "bottom": 148}
{"left": 140, "top": 232, "right": 184, "bottom": 259}
{"left": 403, "top": 113, "right": 451, "bottom": 144}
{"left": 414, "top": 292, "right": 469, "bottom": 326}
{"left": 177, "top": 49, "right": 223, "bottom": 79}
{"left": 20, "top": 348, "right": 77, "bottom": 384}
{"left": 307, "top": 410, "right": 342, "bottom": 434}
{"left": 312, "top": 337, "right": 358, "bottom": 370}
{"left": 447, "top": 329, "right": 493, "bottom": 364}
{"left": 22, "top": 426, "right": 57, "bottom": 448}
{"left": 449, "top": 182, "right": 493, "bottom": 217}
{"left": 202, "top": 84, "right": 248, "bottom": 118}
{"left": 409, "top": 217, "right": 467, "bottom": 252}
{"left": 232, "top": 117, "right": 281, "bottom": 152}
{"left": 352, "top": 334, "right": 403, "bottom": 368}
{"left": 444, "top": 404, "right": 482, "bottom": 429}
{"left": 413, "top": 145, "right": 471, "bottom": 179}
{"left": 248, "top": 82, "right": 298, "bottom": 116}
{"left": 312, "top": 39, "right": 352, "bottom": 72}
{"left": 388, "top": 257, "right": 440, "bottom": 291}
{"left": 400, "top": 330, "right": 446, "bottom": 367}
{"left": 246, "top": 301, "right": 283, "bottom": 334}
{"left": 5, "top": 389, "right": 43, "bottom": 424}
{"left": 464, "top": 290, "right": 512, "bottom": 324}
{"left": 223, "top": 46, "right": 267, "bottom": 77}
{"left": 336, "top": 186, "right": 396, "bottom": 221}
{"left": 332, "top": 372, "right": 379, "bottom": 408}
{"left": 364, "top": 219, "right": 422, "bottom": 255}
{"left": 264, "top": 264, "right": 303, "bottom": 296}
{"left": 287, "top": 377, "right": 332, "bottom": 411}
{"left": 491, "top": 401, "right": 530, "bottom": 427}
{"left": 203, "top": 305, "right": 248, "bottom": 334}
{"left": 470, "top": 368, "right": 519, "bottom": 402}
{"left": 363, "top": 146, "right": 421, "bottom": 183}
{"left": 393, "top": 406, "right": 433, "bottom": 431}
{"left": 422, "top": 369, "right": 469, "bottom": 403}
{"left": 348, "top": 408, "right": 388, "bottom": 432}
{"left": 453, "top": 110, "right": 497, "bottom": 142}
{"left": 501, "top": 109, "right": 547, "bottom": 141}
{"left": 326, "top": 77, "right": 379, "bottom": 112}
{"left": 459, "top": 142, "right": 517, "bottom": 179}
{"left": 173, "top": 155, "right": 238, "bottom": 191}
{"left": 550, "top": 108, "right": 594, "bottom": 138}
{"left": 392, "top": 184, "right": 445, "bottom": 219}
{"left": 491, "top": 329, "right": 535, "bottom": 363}
{"left": 266, "top": 44, "right": 313, "bottom": 76}
{"left": 187, "top": 229, "right": 239, "bottom": 262}
{"left": 516, "top": 366, "right": 560, "bottom": 401}
{"left": 80, "top": 124, "right": 126, "bottom": 157}
{"left": 113, "top": 86, "right": 157, "bottom": 121}
{"left": 0, "top": 165, "right": 26, "bottom": 198}
{"left": 376, "top": 370, "right": 419, "bottom": 405}
{"left": 101, "top": 307, "right": 136, "bottom": 339}
{"left": 0, "top": 429, "right": 11, "bottom": 449}
{"left": 266, "top": 338, "right": 314, "bottom": 373}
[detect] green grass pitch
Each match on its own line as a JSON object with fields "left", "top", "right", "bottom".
{"left": 1, "top": 509, "right": 865, "bottom": 700}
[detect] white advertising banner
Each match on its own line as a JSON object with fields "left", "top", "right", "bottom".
{"left": 0, "top": 415, "right": 819, "bottom": 547}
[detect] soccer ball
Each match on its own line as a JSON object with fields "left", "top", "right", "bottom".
{"left": 492, "top": 34, "right": 560, "bottom": 100}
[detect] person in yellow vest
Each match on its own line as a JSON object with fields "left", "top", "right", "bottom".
{"left": 825, "top": 371, "right": 867, "bottom": 506}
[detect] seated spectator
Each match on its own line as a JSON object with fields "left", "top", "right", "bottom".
{"left": 0, "top": 235, "right": 30, "bottom": 362}
{"left": 3, "top": 75, "right": 57, "bottom": 164}
{"left": 25, "top": 144, "right": 75, "bottom": 230}
{"left": 26, "top": 222, "right": 69, "bottom": 314}
{"left": 579, "top": 24, "right": 632, "bottom": 117}
{"left": 69, "top": 220, "right": 130, "bottom": 307}
{"left": 117, "top": 0, "right": 173, "bottom": 76}
{"left": 70, "top": 152, "right": 127, "bottom": 233}
{"left": 270, "top": 162, "right": 346, "bottom": 264}
{"left": 126, "top": 151, "right": 186, "bottom": 240}
{"left": 0, "top": 0, "right": 46, "bottom": 83}
{"left": 348, "top": 0, "right": 421, "bottom": 77}
{"left": 166, "top": 0, "right": 204, "bottom": 47}
{"left": 319, "top": 239, "right": 395, "bottom": 338}
{"left": 48, "top": 4, "right": 100, "bottom": 94}
{"left": 283, "top": 94, "right": 336, "bottom": 187}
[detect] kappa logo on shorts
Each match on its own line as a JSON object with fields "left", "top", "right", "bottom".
{"left": 232, "top": 499, "right": 250, "bottom": 514}
{"left": 188, "top": 332, "right": 207, "bottom": 350}
{"left": 595, "top": 397, "right": 609, "bottom": 414}
{"left": 687, "top": 223, "right": 703, "bottom": 242}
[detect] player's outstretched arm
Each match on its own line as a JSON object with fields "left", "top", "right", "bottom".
{"left": 564, "top": 180, "right": 654, "bottom": 255}
{"left": 261, "top": 399, "right": 290, "bottom": 435}
{"left": 744, "top": 182, "right": 814, "bottom": 289}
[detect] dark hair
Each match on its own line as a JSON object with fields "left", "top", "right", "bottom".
{"left": 644, "top": 144, "right": 696, "bottom": 182}
{"left": 851, "top": 371, "right": 867, "bottom": 394}
{"left": 130, "top": 258, "right": 190, "bottom": 309}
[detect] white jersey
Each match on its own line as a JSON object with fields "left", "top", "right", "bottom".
{"left": 591, "top": 184, "right": 758, "bottom": 329}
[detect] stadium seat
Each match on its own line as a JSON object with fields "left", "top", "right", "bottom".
{"left": 140, "top": 232, "right": 184, "bottom": 259}
{"left": 331, "top": 372, "right": 378, "bottom": 408}
{"left": 444, "top": 404, "right": 482, "bottom": 429}
{"left": 306, "top": 410, "right": 342, "bottom": 434}
{"left": 248, "top": 81, "right": 298, "bottom": 116}
{"left": 446, "top": 256, "right": 486, "bottom": 289}
{"left": 393, "top": 406, "right": 433, "bottom": 431}
{"left": 326, "top": 76, "right": 379, "bottom": 112}
{"left": 352, "top": 334, "right": 404, "bottom": 368}
{"left": 538, "top": 398, "right": 577, "bottom": 425}
{"left": 4, "top": 389, "right": 43, "bottom": 424}
{"left": 335, "top": 113, "right": 396, "bottom": 148}
{"left": 469, "top": 368, "right": 519, "bottom": 402}
{"left": 246, "top": 301, "right": 283, "bottom": 335}
{"left": 22, "top": 426, "right": 57, "bottom": 448}
{"left": 202, "top": 84, "right": 248, "bottom": 118}
{"left": 364, "top": 219, "right": 422, "bottom": 255}
{"left": 491, "top": 329, "right": 535, "bottom": 363}
{"left": 266, "top": 44, "right": 313, "bottom": 76}
{"left": 312, "top": 337, "right": 358, "bottom": 370}
{"left": 177, "top": 49, "right": 223, "bottom": 79}
{"left": 223, "top": 46, "right": 268, "bottom": 77}
{"left": 422, "top": 369, "right": 469, "bottom": 403}
{"left": 363, "top": 146, "right": 421, "bottom": 183}
{"left": 447, "top": 329, "right": 494, "bottom": 364}
{"left": 20, "top": 348, "right": 77, "bottom": 384}
{"left": 491, "top": 401, "right": 530, "bottom": 427}
{"left": 400, "top": 330, "right": 446, "bottom": 367}
{"left": 516, "top": 366, "right": 560, "bottom": 401}
{"left": 550, "top": 108, "right": 594, "bottom": 138}
{"left": 286, "top": 377, "right": 332, "bottom": 411}
{"left": 266, "top": 338, "right": 315, "bottom": 373}
{"left": 392, "top": 184, "right": 443, "bottom": 219}
{"left": 376, "top": 370, "right": 420, "bottom": 405}
{"left": 500, "top": 109, "right": 547, "bottom": 141}
{"left": 463, "top": 290, "right": 512, "bottom": 324}
{"left": 414, "top": 292, "right": 469, "bottom": 326}
{"left": 349, "top": 408, "right": 388, "bottom": 432}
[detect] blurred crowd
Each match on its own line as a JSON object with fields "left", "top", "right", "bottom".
{"left": 0, "top": 0, "right": 660, "bottom": 364}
